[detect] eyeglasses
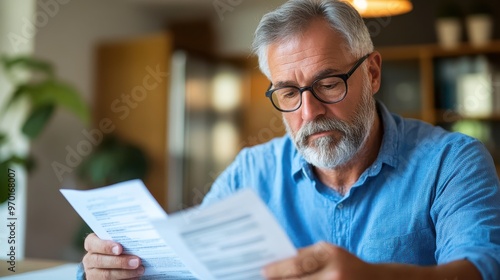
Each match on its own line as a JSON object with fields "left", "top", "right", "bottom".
{"left": 265, "top": 53, "right": 370, "bottom": 112}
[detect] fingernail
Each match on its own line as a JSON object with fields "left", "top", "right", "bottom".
{"left": 128, "top": 258, "right": 139, "bottom": 268}
{"left": 112, "top": 245, "right": 120, "bottom": 255}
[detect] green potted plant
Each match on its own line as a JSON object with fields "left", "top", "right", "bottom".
{"left": 435, "top": 0, "right": 463, "bottom": 49}
{"left": 0, "top": 55, "right": 89, "bottom": 203}
{"left": 465, "top": 0, "right": 494, "bottom": 47}
{"left": 77, "top": 134, "right": 149, "bottom": 187}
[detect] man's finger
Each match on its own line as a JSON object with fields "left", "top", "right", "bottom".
{"left": 85, "top": 265, "right": 145, "bottom": 280}
{"left": 84, "top": 233, "right": 122, "bottom": 255}
{"left": 83, "top": 253, "right": 141, "bottom": 270}
{"left": 262, "top": 251, "right": 321, "bottom": 279}
{"left": 263, "top": 242, "right": 335, "bottom": 278}
{"left": 262, "top": 256, "right": 304, "bottom": 279}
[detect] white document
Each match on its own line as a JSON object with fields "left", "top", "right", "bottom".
{"left": 154, "top": 189, "right": 297, "bottom": 280}
{"left": 60, "top": 180, "right": 196, "bottom": 279}
{"left": 61, "top": 180, "right": 297, "bottom": 280}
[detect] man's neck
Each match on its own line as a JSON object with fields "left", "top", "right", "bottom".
{"left": 313, "top": 112, "right": 383, "bottom": 196}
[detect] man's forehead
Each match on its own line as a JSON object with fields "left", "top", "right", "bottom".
{"left": 271, "top": 67, "right": 342, "bottom": 88}
{"left": 267, "top": 36, "right": 353, "bottom": 84}
{"left": 268, "top": 42, "right": 351, "bottom": 65}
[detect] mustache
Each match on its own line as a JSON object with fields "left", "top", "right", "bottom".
{"left": 295, "top": 117, "right": 349, "bottom": 145}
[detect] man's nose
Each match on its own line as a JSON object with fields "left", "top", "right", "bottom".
{"left": 300, "top": 90, "right": 326, "bottom": 121}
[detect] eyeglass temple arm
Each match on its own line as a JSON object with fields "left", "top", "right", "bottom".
{"left": 346, "top": 53, "right": 371, "bottom": 78}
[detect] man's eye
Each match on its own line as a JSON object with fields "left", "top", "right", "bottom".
{"left": 319, "top": 82, "right": 340, "bottom": 90}
{"left": 278, "top": 90, "right": 298, "bottom": 99}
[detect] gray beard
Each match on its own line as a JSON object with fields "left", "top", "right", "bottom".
{"left": 285, "top": 83, "right": 376, "bottom": 169}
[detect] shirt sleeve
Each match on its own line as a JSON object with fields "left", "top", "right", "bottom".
{"left": 76, "top": 262, "right": 85, "bottom": 280}
{"left": 431, "top": 136, "right": 500, "bottom": 280}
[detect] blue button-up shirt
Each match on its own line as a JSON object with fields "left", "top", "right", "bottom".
{"left": 76, "top": 102, "right": 500, "bottom": 280}
{"left": 203, "top": 102, "right": 500, "bottom": 279}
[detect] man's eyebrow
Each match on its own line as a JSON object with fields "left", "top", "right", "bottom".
{"left": 274, "top": 80, "right": 297, "bottom": 88}
{"left": 273, "top": 68, "right": 342, "bottom": 88}
{"left": 313, "top": 68, "right": 341, "bottom": 80}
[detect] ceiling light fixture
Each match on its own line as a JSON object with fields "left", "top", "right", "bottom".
{"left": 346, "top": 0, "right": 413, "bottom": 18}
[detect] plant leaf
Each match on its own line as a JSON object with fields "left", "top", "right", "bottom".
{"left": 0, "top": 161, "right": 9, "bottom": 203}
{"left": 79, "top": 151, "right": 116, "bottom": 187}
{"left": 0, "top": 156, "right": 27, "bottom": 204}
{"left": 77, "top": 136, "right": 149, "bottom": 187}
{"left": 29, "top": 80, "right": 89, "bottom": 124}
{"left": 2, "top": 84, "right": 32, "bottom": 112}
{"left": 114, "top": 145, "right": 148, "bottom": 182}
{"left": 1, "top": 56, "right": 54, "bottom": 77}
{"left": 21, "top": 104, "right": 55, "bottom": 139}
{"left": 0, "top": 133, "right": 7, "bottom": 145}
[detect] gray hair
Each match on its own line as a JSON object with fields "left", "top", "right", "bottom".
{"left": 253, "top": 0, "right": 374, "bottom": 79}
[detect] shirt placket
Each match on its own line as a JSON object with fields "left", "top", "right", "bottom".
{"left": 334, "top": 200, "right": 349, "bottom": 248}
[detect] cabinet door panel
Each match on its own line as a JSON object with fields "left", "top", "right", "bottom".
{"left": 95, "top": 33, "right": 172, "bottom": 208}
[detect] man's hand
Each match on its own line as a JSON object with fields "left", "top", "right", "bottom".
{"left": 83, "top": 233, "right": 145, "bottom": 280}
{"left": 262, "top": 241, "right": 482, "bottom": 280}
{"left": 262, "top": 241, "right": 374, "bottom": 280}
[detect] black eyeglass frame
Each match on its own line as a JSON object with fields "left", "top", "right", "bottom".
{"left": 265, "top": 53, "right": 371, "bottom": 112}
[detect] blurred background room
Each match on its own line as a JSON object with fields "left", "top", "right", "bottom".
{"left": 1, "top": 0, "right": 500, "bottom": 266}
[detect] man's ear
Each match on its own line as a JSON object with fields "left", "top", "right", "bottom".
{"left": 367, "top": 51, "right": 382, "bottom": 95}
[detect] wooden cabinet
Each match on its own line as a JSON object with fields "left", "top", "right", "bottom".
{"left": 94, "top": 33, "right": 173, "bottom": 208}
{"left": 239, "top": 58, "right": 286, "bottom": 148}
{"left": 377, "top": 41, "right": 500, "bottom": 121}
{"left": 376, "top": 41, "right": 500, "bottom": 175}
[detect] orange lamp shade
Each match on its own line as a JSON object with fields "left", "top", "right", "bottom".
{"left": 345, "top": 0, "right": 413, "bottom": 18}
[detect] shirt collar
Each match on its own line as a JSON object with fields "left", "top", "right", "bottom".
{"left": 373, "top": 100, "right": 399, "bottom": 168}
{"left": 290, "top": 100, "right": 399, "bottom": 179}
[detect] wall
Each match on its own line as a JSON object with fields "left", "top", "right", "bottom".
{"left": 211, "top": 0, "right": 285, "bottom": 55}
{"left": 0, "top": 0, "right": 35, "bottom": 261}
{"left": 28, "top": 0, "right": 167, "bottom": 261}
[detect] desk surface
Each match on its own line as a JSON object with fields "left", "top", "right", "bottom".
{"left": 0, "top": 258, "right": 68, "bottom": 277}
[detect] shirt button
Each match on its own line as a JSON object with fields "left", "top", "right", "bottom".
{"left": 337, "top": 203, "right": 344, "bottom": 209}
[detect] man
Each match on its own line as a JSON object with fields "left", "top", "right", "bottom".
{"left": 81, "top": 0, "right": 500, "bottom": 279}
